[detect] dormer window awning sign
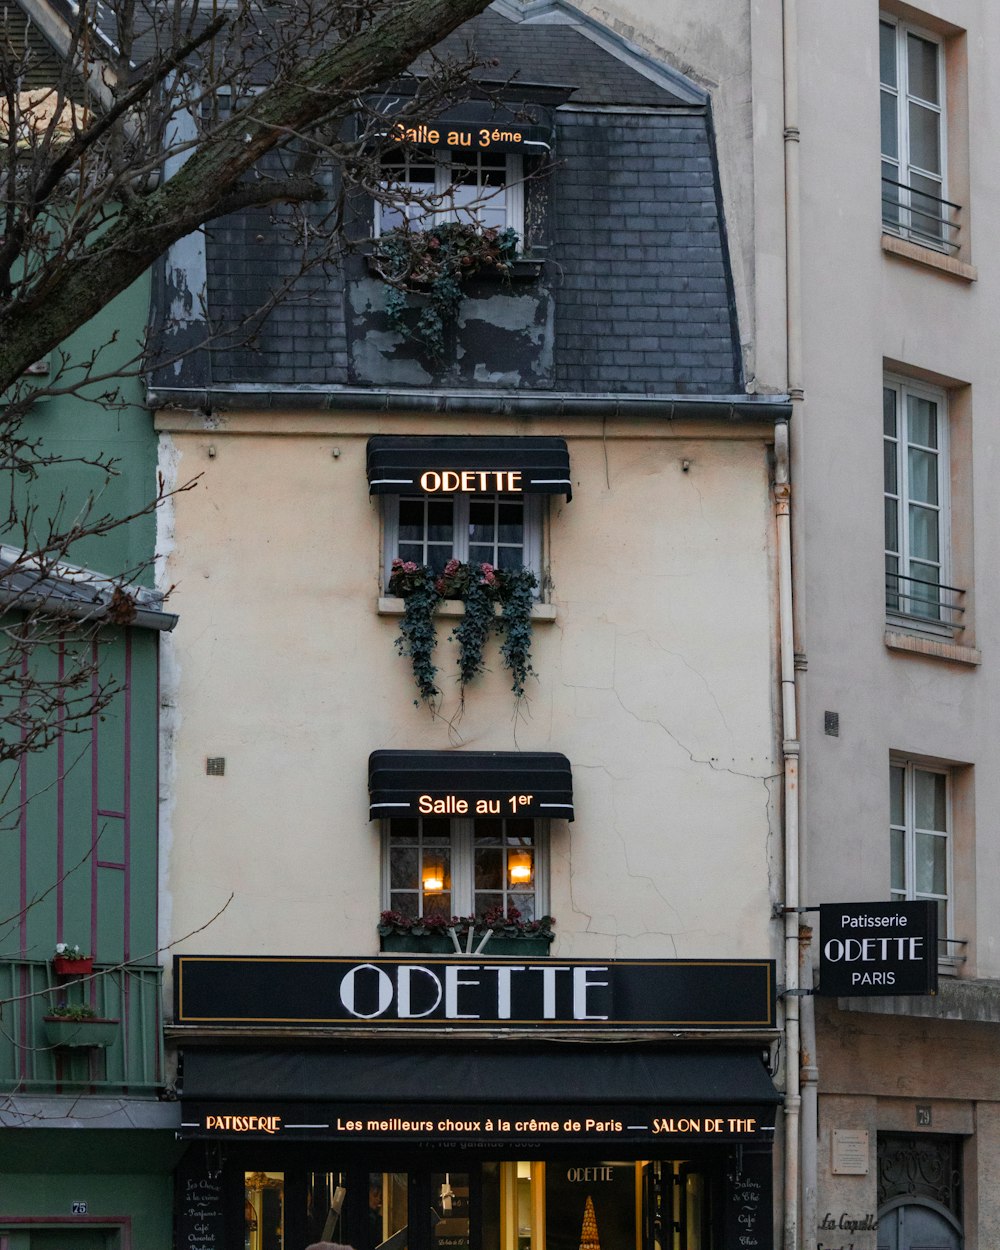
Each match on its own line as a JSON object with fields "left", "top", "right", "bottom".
{"left": 366, "top": 436, "right": 572, "bottom": 499}
{"left": 368, "top": 749, "right": 574, "bottom": 821}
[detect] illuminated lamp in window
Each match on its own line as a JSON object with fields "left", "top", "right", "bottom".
{"left": 508, "top": 848, "right": 533, "bottom": 885}
{"left": 423, "top": 857, "right": 446, "bottom": 894}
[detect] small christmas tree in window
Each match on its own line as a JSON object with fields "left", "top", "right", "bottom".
{"left": 578, "top": 1196, "right": 601, "bottom": 1250}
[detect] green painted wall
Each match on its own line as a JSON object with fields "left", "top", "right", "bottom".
{"left": 0, "top": 626, "right": 160, "bottom": 968}
{"left": 10, "top": 272, "right": 157, "bottom": 584}
{"left": 0, "top": 1135, "right": 177, "bottom": 1248}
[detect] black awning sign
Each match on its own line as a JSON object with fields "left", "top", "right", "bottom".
{"left": 368, "top": 750, "right": 574, "bottom": 821}
{"left": 387, "top": 122, "right": 548, "bottom": 152}
{"left": 182, "top": 1102, "right": 774, "bottom": 1144}
{"left": 366, "top": 437, "right": 572, "bottom": 499}
{"left": 818, "top": 900, "right": 938, "bottom": 996}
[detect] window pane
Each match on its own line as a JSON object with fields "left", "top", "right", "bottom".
{"left": 914, "top": 769, "right": 947, "bottom": 831}
{"left": 474, "top": 818, "right": 504, "bottom": 843}
{"left": 469, "top": 500, "right": 496, "bottom": 539}
{"left": 890, "top": 826, "right": 905, "bottom": 891}
{"left": 475, "top": 847, "right": 504, "bottom": 891}
{"left": 890, "top": 765, "right": 905, "bottom": 825}
{"left": 509, "top": 893, "right": 536, "bottom": 921}
{"left": 884, "top": 439, "right": 898, "bottom": 496}
{"left": 885, "top": 494, "right": 898, "bottom": 554}
{"left": 498, "top": 502, "right": 525, "bottom": 543}
{"left": 880, "top": 21, "right": 897, "bottom": 87}
{"left": 882, "top": 159, "right": 901, "bottom": 224}
{"left": 476, "top": 891, "right": 503, "bottom": 915}
{"left": 909, "top": 171, "right": 944, "bottom": 239}
{"left": 907, "top": 447, "right": 939, "bottom": 504}
{"left": 389, "top": 892, "right": 419, "bottom": 919}
{"left": 885, "top": 553, "right": 900, "bottom": 609}
{"left": 883, "top": 387, "right": 898, "bottom": 438}
{"left": 880, "top": 90, "right": 899, "bottom": 159}
{"left": 427, "top": 500, "right": 454, "bottom": 542}
{"left": 398, "top": 498, "right": 425, "bottom": 538}
{"left": 915, "top": 832, "right": 947, "bottom": 895}
{"left": 390, "top": 846, "right": 419, "bottom": 890}
{"left": 423, "top": 892, "right": 452, "bottom": 918}
{"left": 908, "top": 504, "right": 940, "bottom": 562}
{"left": 907, "top": 33, "right": 939, "bottom": 105}
{"left": 908, "top": 102, "right": 941, "bottom": 175}
{"left": 423, "top": 818, "right": 453, "bottom": 843}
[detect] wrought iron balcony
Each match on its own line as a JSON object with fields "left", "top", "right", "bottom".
{"left": 885, "top": 571, "right": 965, "bottom": 629}
{"left": 882, "top": 176, "right": 961, "bottom": 254}
{"left": 0, "top": 959, "right": 164, "bottom": 1092}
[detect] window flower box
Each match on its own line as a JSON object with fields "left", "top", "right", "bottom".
{"left": 378, "top": 909, "right": 555, "bottom": 957}
{"left": 52, "top": 954, "right": 94, "bottom": 978}
{"left": 42, "top": 1016, "right": 119, "bottom": 1048}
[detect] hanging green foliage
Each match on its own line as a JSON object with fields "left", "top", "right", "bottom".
{"left": 374, "top": 222, "right": 519, "bottom": 360}
{"left": 388, "top": 557, "right": 537, "bottom": 707}
{"left": 497, "top": 567, "right": 538, "bottom": 698}
{"left": 387, "top": 560, "right": 442, "bottom": 707}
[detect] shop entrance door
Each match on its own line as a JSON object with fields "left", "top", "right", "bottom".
{"left": 369, "top": 1167, "right": 479, "bottom": 1250}
{"left": 642, "top": 1161, "right": 713, "bottom": 1250}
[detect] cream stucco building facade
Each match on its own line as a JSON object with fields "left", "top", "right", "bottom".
{"left": 152, "top": 3, "right": 795, "bottom": 1248}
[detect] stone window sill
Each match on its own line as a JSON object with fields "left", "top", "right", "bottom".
{"left": 881, "top": 233, "right": 977, "bottom": 282}
{"left": 379, "top": 597, "right": 556, "bottom": 622}
{"left": 884, "top": 629, "right": 980, "bottom": 666}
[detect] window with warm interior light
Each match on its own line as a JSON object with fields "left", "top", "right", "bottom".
{"left": 382, "top": 816, "right": 546, "bottom": 920}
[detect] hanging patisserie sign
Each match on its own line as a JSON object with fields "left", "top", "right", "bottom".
{"left": 817, "top": 900, "right": 938, "bottom": 996}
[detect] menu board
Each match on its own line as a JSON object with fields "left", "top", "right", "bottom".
{"left": 177, "top": 1155, "right": 226, "bottom": 1250}
{"left": 725, "top": 1152, "right": 771, "bottom": 1248}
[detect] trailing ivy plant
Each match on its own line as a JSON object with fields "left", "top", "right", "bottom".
{"left": 388, "top": 560, "right": 442, "bottom": 707}
{"left": 497, "top": 567, "right": 538, "bottom": 698}
{"left": 388, "top": 557, "right": 538, "bottom": 708}
{"left": 374, "top": 222, "right": 519, "bottom": 360}
{"left": 439, "top": 558, "right": 497, "bottom": 689}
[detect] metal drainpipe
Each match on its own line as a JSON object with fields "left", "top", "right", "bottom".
{"left": 774, "top": 421, "right": 800, "bottom": 1250}
{"left": 780, "top": 0, "right": 817, "bottom": 1241}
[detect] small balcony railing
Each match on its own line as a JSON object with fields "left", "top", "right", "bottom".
{"left": 0, "top": 959, "right": 164, "bottom": 1093}
{"left": 885, "top": 571, "right": 965, "bottom": 629}
{"left": 881, "top": 176, "right": 961, "bottom": 255}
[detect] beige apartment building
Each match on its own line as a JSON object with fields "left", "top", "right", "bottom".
{"left": 575, "top": 0, "right": 1000, "bottom": 1248}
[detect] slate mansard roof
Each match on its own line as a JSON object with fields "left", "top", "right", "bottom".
{"left": 152, "top": 1, "right": 746, "bottom": 404}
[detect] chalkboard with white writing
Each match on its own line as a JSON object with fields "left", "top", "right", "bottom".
{"left": 724, "top": 1151, "right": 771, "bottom": 1249}
{"left": 177, "top": 1154, "right": 226, "bottom": 1250}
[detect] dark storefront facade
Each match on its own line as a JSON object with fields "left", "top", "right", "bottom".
{"left": 173, "top": 956, "right": 779, "bottom": 1250}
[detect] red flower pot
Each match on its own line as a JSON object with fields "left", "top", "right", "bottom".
{"left": 53, "top": 955, "right": 94, "bottom": 978}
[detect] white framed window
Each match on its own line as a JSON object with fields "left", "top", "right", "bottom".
{"left": 880, "top": 15, "right": 955, "bottom": 251}
{"left": 375, "top": 148, "right": 524, "bottom": 236}
{"left": 890, "top": 760, "right": 950, "bottom": 941}
{"left": 382, "top": 815, "right": 548, "bottom": 920}
{"left": 883, "top": 376, "right": 956, "bottom": 627}
{"left": 382, "top": 492, "right": 544, "bottom": 589}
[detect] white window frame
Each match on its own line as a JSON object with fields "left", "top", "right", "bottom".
{"left": 374, "top": 150, "right": 524, "bottom": 237}
{"left": 381, "top": 492, "right": 544, "bottom": 593}
{"left": 890, "top": 758, "right": 951, "bottom": 947}
{"left": 380, "top": 817, "right": 550, "bottom": 919}
{"left": 883, "top": 375, "right": 953, "bottom": 632}
{"left": 880, "top": 14, "right": 951, "bottom": 251}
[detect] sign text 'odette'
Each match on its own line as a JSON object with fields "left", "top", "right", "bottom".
{"left": 818, "top": 900, "right": 938, "bottom": 996}
{"left": 175, "top": 956, "right": 775, "bottom": 1028}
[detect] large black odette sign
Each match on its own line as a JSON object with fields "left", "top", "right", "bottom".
{"left": 818, "top": 900, "right": 938, "bottom": 997}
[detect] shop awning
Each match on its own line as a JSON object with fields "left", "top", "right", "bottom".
{"left": 178, "top": 1045, "right": 780, "bottom": 1145}
{"left": 369, "top": 749, "right": 574, "bottom": 821}
{"left": 366, "top": 436, "right": 572, "bottom": 499}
